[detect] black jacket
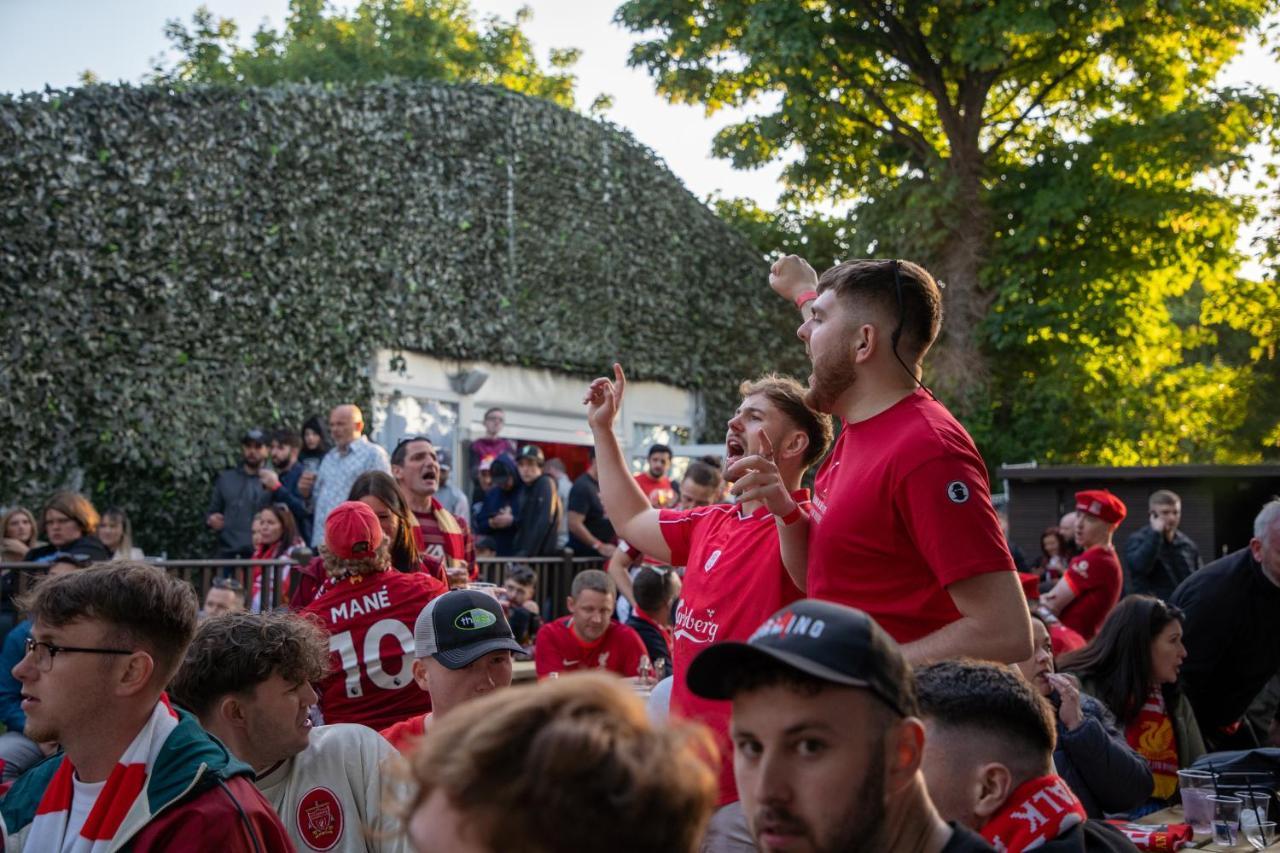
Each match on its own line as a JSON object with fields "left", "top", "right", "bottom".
{"left": 1122, "top": 527, "right": 1200, "bottom": 599}
{"left": 1170, "top": 546, "right": 1280, "bottom": 736}
{"left": 207, "top": 466, "right": 272, "bottom": 557}
{"left": 512, "top": 473, "right": 563, "bottom": 557}
{"left": 1053, "top": 691, "right": 1153, "bottom": 818}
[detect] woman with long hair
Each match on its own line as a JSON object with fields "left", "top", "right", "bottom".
{"left": 248, "top": 503, "right": 303, "bottom": 610}
{"left": 97, "top": 507, "right": 144, "bottom": 560}
{"left": 1014, "top": 612, "right": 1152, "bottom": 817}
{"left": 1, "top": 507, "right": 42, "bottom": 563}
{"left": 348, "top": 471, "right": 444, "bottom": 581}
{"left": 299, "top": 415, "right": 331, "bottom": 468}
{"left": 1058, "top": 595, "right": 1204, "bottom": 814}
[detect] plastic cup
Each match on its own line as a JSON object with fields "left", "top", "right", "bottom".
{"left": 1243, "top": 820, "right": 1276, "bottom": 848}
{"left": 1178, "top": 770, "right": 1215, "bottom": 834}
{"left": 1208, "top": 795, "right": 1242, "bottom": 847}
{"left": 1239, "top": 792, "right": 1271, "bottom": 823}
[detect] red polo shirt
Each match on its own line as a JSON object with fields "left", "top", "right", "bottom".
{"left": 1060, "top": 546, "right": 1122, "bottom": 640}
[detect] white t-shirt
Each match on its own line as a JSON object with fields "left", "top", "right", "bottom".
{"left": 61, "top": 776, "right": 106, "bottom": 852}
{"left": 255, "top": 724, "right": 407, "bottom": 853}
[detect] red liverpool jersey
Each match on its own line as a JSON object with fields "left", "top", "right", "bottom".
{"left": 533, "top": 617, "right": 646, "bottom": 679}
{"left": 1060, "top": 546, "right": 1123, "bottom": 640}
{"left": 304, "top": 570, "right": 447, "bottom": 729}
{"left": 660, "top": 497, "right": 806, "bottom": 806}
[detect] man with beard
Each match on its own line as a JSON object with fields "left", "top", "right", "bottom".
{"left": 916, "top": 660, "right": 1138, "bottom": 852}
{"left": 263, "top": 427, "right": 313, "bottom": 542}
{"left": 769, "top": 256, "right": 1030, "bottom": 665}
{"left": 635, "top": 443, "right": 677, "bottom": 508}
{"left": 686, "top": 600, "right": 994, "bottom": 853}
{"left": 171, "top": 611, "right": 406, "bottom": 852}
{"left": 207, "top": 428, "right": 274, "bottom": 559}
{"left": 586, "top": 367, "right": 832, "bottom": 851}
{"left": 392, "top": 436, "right": 476, "bottom": 586}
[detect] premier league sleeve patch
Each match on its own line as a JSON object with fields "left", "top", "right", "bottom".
{"left": 297, "top": 786, "right": 345, "bottom": 851}
{"left": 946, "top": 481, "right": 970, "bottom": 504}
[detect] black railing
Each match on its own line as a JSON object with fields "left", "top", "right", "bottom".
{"left": 0, "top": 550, "right": 603, "bottom": 620}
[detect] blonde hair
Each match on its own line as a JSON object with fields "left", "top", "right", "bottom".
{"left": 1, "top": 507, "right": 40, "bottom": 548}
{"left": 738, "top": 373, "right": 834, "bottom": 468}
{"left": 319, "top": 539, "right": 392, "bottom": 578}
{"left": 402, "top": 673, "right": 718, "bottom": 852}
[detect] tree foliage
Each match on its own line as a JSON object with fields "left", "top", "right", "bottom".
{"left": 0, "top": 83, "right": 785, "bottom": 555}
{"left": 155, "top": 0, "right": 585, "bottom": 109}
{"left": 618, "top": 0, "right": 1280, "bottom": 464}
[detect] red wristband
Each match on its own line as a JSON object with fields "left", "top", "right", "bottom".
{"left": 778, "top": 505, "right": 805, "bottom": 526}
{"left": 794, "top": 290, "right": 818, "bottom": 309}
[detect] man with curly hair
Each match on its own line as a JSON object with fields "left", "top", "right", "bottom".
{"left": 170, "top": 610, "right": 408, "bottom": 853}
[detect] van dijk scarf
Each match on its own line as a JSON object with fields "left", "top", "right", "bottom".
{"left": 1125, "top": 686, "right": 1179, "bottom": 800}
{"left": 981, "top": 775, "right": 1087, "bottom": 852}
{"left": 26, "top": 697, "right": 180, "bottom": 853}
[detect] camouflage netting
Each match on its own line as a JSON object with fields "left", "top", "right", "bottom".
{"left": 0, "top": 82, "right": 800, "bottom": 554}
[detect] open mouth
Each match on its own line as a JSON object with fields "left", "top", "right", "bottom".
{"left": 725, "top": 434, "right": 747, "bottom": 465}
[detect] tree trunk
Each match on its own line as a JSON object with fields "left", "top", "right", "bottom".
{"left": 926, "top": 153, "right": 992, "bottom": 418}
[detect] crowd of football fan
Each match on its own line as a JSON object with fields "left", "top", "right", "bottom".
{"left": 1, "top": 256, "right": 1278, "bottom": 852}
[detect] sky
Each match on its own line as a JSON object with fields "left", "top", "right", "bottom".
{"left": 1, "top": 0, "right": 1276, "bottom": 258}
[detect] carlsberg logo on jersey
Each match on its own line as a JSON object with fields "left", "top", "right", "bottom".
{"left": 455, "top": 608, "right": 497, "bottom": 631}
{"left": 674, "top": 604, "right": 721, "bottom": 645}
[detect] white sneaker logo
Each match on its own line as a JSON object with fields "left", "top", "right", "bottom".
{"left": 562, "top": 658, "right": 580, "bottom": 667}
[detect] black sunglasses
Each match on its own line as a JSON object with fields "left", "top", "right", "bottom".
{"left": 394, "top": 435, "right": 434, "bottom": 450}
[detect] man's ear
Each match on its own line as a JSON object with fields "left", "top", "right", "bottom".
{"left": 216, "top": 693, "right": 248, "bottom": 730}
{"left": 412, "top": 657, "right": 431, "bottom": 693}
{"left": 780, "top": 430, "right": 809, "bottom": 464}
{"left": 886, "top": 717, "right": 926, "bottom": 794}
{"left": 854, "top": 323, "right": 878, "bottom": 363}
{"left": 972, "top": 763, "right": 1014, "bottom": 824}
{"left": 116, "top": 651, "right": 156, "bottom": 698}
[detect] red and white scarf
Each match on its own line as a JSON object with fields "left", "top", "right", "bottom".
{"left": 1125, "top": 686, "right": 1179, "bottom": 800}
{"left": 981, "top": 775, "right": 1088, "bottom": 852}
{"left": 26, "top": 698, "right": 179, "bottom": 853}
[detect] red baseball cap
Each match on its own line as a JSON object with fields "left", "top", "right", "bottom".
{"left": 1075, "top": 489, "right": 1126, "bottom": 525}
{"left": 325, "top": 501, "right": 383, "bottom": 560}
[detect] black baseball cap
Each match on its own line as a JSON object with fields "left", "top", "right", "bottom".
{"left": 516, "top": 444, "right": 544, "bottom": 464}
{"left": 414, "top": 590, "right": 525, "bottom": 670}
{"left": 241, "top": 428, "right": 267, "bottom": 445}
{"left": 685, "top": 600, "right": 916, "bottom": 717}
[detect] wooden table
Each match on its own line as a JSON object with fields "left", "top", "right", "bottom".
{"left": 1136, "top": 805, "right": 1274, "bottom": 850}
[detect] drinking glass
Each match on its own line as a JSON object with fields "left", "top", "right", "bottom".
{"left": 1239, "top": 792, "right": 1271, "bottom": 831}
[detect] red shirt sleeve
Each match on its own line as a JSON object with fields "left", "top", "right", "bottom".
{"left": 534, "top": 621, "right": 564, "bottom": 678}
{"left": 895, "top": 455, "right": 1015, "bottom": 587}
{"left": 1064, "top": 556, "right": 1101, "bottom": 596}
{"left": 657, "top": 509, "right": 700, "bottom": 566}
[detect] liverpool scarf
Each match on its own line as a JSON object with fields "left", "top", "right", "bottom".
{"left": 1125, "top": 686, "right": 1179, "bottom": 800}
{"left": 412, "top": 499, "right": 468, "bottom": 576}
{"left": 981, "top": 775, "right": 1087, "bottom": 852}
{"left": 26, "top": 697, "right": 180, "bottom": 852}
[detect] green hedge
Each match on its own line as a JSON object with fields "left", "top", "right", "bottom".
{"left": 0, "top": 81, "right": 801, "bottom": 554}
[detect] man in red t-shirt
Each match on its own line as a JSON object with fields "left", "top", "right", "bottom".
{"left": 303, "top": 501, "right": 448, "bottom": 730}
{"left": 392, "top": 436, "right": 476, "bottom": 586}
{"left": 534, "top": 570, "right": 647, "bottom": 678}
{"left": 634, "top": 443, "right": 676, "bottom": 508}
{"left": 1041, "top": 489, "right": 1126, "bottom": 641}
{"left": 585, "top": 367, "right": 833, "bottom": 850}
{"left": 768, "top": 255, "right": 1031, "bottom": 665}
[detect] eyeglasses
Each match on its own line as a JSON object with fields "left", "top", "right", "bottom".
{"left": 24, "top": 638, "right": 134, "bottom": 672}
